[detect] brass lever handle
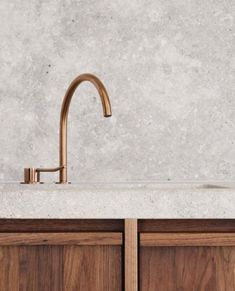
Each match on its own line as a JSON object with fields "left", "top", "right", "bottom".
{"left": 22, "top": 166, "right": 64, "bottom": 184}
{"left": 36, "top": 166, "right": 64, "bottom": 173}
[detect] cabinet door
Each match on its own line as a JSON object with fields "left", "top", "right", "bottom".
{"left": 0, "top": 232, "right": 122, "bottom": 291}
{"left": 140, "top": 232, "right": 235, "bottom": 291}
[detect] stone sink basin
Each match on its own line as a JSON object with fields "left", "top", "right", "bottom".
{"left": 0, "top": 181, "right": 234, "bottom": 219}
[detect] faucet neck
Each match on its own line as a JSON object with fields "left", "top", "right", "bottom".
{"left": 59, "top": 73, "right": 112, "bottom": 183}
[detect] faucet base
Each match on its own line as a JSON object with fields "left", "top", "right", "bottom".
{"left": 22, "top": 168, "right": 39, "bottom": 184}
{"left": 55, "top": 181, "right": 71, "bottom": 184}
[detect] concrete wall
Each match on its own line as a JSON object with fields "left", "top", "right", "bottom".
{"left": 0, "top": 0, "right": 234, "bottom": 182}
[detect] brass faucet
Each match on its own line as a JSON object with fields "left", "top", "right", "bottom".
{"left": 23, "top": 73, "right": 112, "bottom": 184}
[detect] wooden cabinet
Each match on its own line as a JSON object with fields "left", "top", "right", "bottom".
{"left": 140, "top": 235, "right": 235, "bottom": 290}
{"left": 0, "top": 219, "right": 235, "bottom": 291}
{"left": 139, "top": 220, "right": 235, "bottom": 291}
{"left": 0, "top": 234, "right": 122, "bottom": 291}
{"left": 0, "top": 220, "right": 123, "bottom": 291}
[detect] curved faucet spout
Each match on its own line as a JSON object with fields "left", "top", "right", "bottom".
{"left": 59, "top": 73, "right": 112, "bottom": 183}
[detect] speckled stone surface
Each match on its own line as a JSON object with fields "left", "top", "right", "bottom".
{"left": 0, "top": 0, "right": 235, "bottom": 183}
{"left": 0, "top": 182, "right": 235, "bottom": 218}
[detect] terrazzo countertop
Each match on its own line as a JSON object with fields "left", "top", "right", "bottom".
{"left": 0, "top": 182, "right": 235, "bottom": 219}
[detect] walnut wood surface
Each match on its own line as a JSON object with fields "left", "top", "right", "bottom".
{"left": 139, "top": 219, "right": 235, "bottom": 232}
{"left": 140, "top": 246, "right": 235, "bottom": 291}
{"left": 2, "top": 219, "right": 235, "bottom": 233}
{"left": 0, "top": 219, "right": 123, "bottom": 232}
{"left": 19, "top": 246, "right": 63, "bottom": 291}
{"left": 140, "top": 221, "right": 235, "bottom": 291}
{"left": 0, "top": 232, "right": 122, "bottom": 246}
{"left": 64, "top": 246, "right": 122, "bottom": 291}
{"left": 0, "top": 247, "right": 19, "bottom": 291}
{"left": 1, "top": 219, "right": 235, "bottom": 291}
{"left": 140, "top": 233, "right": 235, "bottom": 246}
{"left": 0, "top": 244, "right": 122, "bottom": 290}
{"left": 125, "top": 219, "right": 138, "bottom": 291}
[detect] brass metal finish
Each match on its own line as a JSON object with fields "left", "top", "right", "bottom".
{"left": 59, "top": 73, "right": 112, "bottom": 183}
{"left": 22, "top": 168, "right": 38, "bottom": 184}
{"left": 36, "top": 166, "right": 64, "bottom": 184}
{"left": 22, "top": 167, "right": 63, "bottom": 184}
{"left": 22, "top": 73, "right": 112, "bottom": 184}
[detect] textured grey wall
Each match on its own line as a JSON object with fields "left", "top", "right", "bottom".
{"left": 0, "top": 0, "right": 234, "bottom": 182}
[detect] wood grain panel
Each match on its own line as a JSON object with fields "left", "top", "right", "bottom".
{"left": 0, "top": 246, "right": 63, "bottom": 291}
{"left": 19, "top": 246, "right": 38, "bottom": 291}
{"left": 0, "top": 219, "right": 124, "bottom": 232}
{"left": 174, "top": 247, "right": 216, "bottom": 290}
{"left": 0, "top": 231, "right": 123, "bottom": 291}
{"left": 2, "top": 219, "right": 235, "bottom": 233}
{"left": 140, "top": 247, "right": 175, "bottom": 291}
{"left": 139, "top": 219, "right": 235, "bottom": 232}
{"left": 19, "top": 246, "right": 63, "bottom": 291}
{"left": 63, "top": 245, "right": 122, "bottom": 291}
{"left": 0, "top": 232, "right": 122, "bottom": 246}
{"left": 140, "top": 246, "right": 235, "bottom": 291}
{"left": 216, "top": 247, "right": 235, "bottom": 290}
{"left": 0, "top": 247, "right": 19, "bottom": 291}
{"left": 140, "top": 233, "right": 235, "bottom": 246}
